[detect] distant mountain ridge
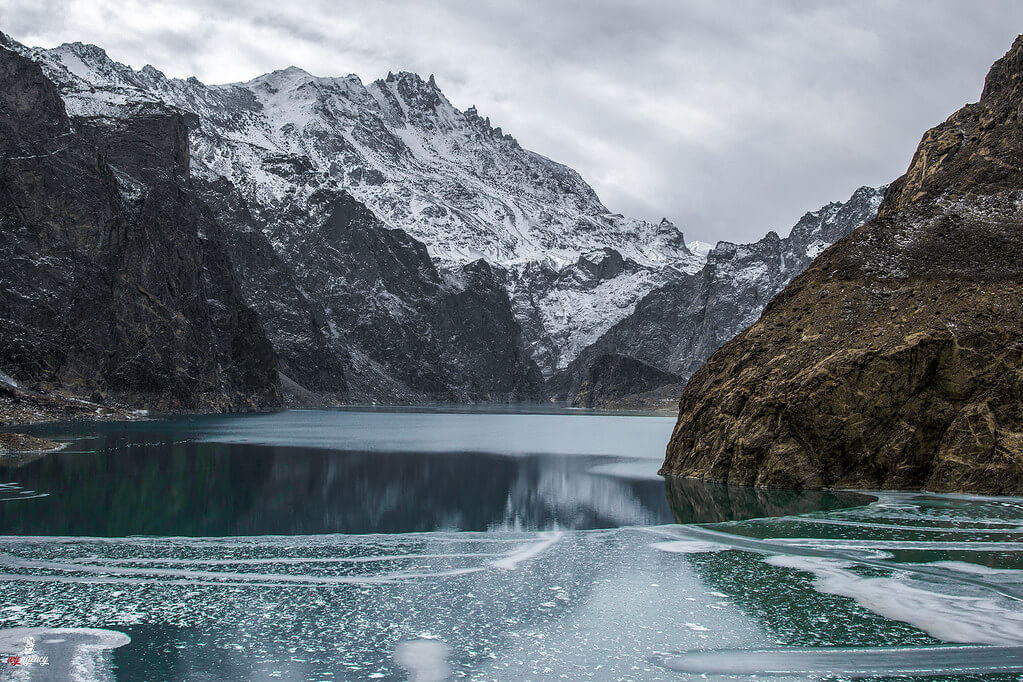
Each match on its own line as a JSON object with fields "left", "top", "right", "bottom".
{"left": 547, "top": 185, "right": 886, "bottom": 406}
{"left": 0, "top": 29, "right": 886, "bottom": 415}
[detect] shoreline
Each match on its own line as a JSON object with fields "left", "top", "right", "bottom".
{"left": 1, "top": 383, "right": 677, "bottom": 435}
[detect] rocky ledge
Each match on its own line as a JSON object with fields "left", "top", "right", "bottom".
{"left": 661, "top": 36, "right": 1023, "bottom": 495}
{"left": 0, "top": 432, "right": 65, "bottom": 468}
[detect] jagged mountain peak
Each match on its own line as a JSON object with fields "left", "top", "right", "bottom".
{"left": 54, "top": 40, "right": 109, "bottom": 60}
{"left": 374, "top": 69, "right": 442, "bottom": 98}
{"left": 380, "top": 69, "right": 434, "bottom": 86}
{"left": 980, "top": 33, "right": 1023, "bottom": 101}
{"left": 241, "top": 65, "right": 376, "bottom": 93}
{"left": 47, "top": 40, "right": 140, "bottom": 86}
{"left": 7, "top": 29, "right": 706, "bottom": 377}
{"left": 139, "top": 64, "right": 166, "bottom": 80}
{"left": 882, "top": 36, "right": 1023, "bottom": 217}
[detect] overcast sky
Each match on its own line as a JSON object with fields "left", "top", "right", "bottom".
{"left": 5, "top": 1, "right": 1023, "bottom": 243}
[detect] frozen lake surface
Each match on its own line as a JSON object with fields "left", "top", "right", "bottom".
{"left": 0, "top": 408, "right": 1020, "bottom": 680}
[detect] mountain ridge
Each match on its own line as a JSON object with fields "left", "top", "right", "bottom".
{"left": 0, "top": 29, "right": 887, "bottom": 416}
{"left": 0, "top": 31, "right": 708, "bottom": 376}
{"left": 547, "top": 184, "right": 886, "bottom": 406}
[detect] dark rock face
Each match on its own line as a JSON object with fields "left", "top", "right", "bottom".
{"left": 195, "top": 178, "right": 350, "bottom": 397}
{"left": 267, "top": 192, "right": 542, "bottom": 401}
{"left": 550, "top": 186, "right": 884, "bottom": 403}
{"left": 569, "top": 354, "right": 682, "bottom": 408}
{"left": 0, "top": 47, "right": 281, "bottom": 417}
{"left": 201, "top": 182, "right": 542, "bottom": 402}
{"left": 661, "top": 37, "right": 1023, "bottom": 494}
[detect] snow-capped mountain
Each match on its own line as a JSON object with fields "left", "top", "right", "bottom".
{"left": 0, "top": 30, "right": 885, "bottom": 408}
{"left": 4, "top": 36, "right": 704, "bottom": 376}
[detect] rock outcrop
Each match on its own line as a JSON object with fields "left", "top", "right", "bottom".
{"left": 568, "top": 354, "right": 683, "bottom": 409}
{"left": 0, "top": 46, "right": 281, "bottom": 420}
{"left": 661, "top": 37, "right": 1023, "bottom": 494}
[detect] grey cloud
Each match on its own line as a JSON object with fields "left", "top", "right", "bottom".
{"left": 5, "top": 0, "right": 1023, "bottom": 242}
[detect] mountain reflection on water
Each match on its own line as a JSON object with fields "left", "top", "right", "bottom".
{"left": 0, "top": 410, "right": 869, "bottom": 536}
{"left": 664, "top": 476, "right": 873, "bottom": 525}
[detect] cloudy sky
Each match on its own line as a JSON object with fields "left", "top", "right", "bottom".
{"left": 6, "top": 1, "right": 1023, "bottom": 243}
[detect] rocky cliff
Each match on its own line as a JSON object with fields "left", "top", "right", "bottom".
{"left": 0, "top": 46, "right": 281, "bottom": 421}
{"left": 201, "top": 181, "right": 542, "bottom": 401}
{"left": 661, "top": 37, "right": 1023, "bottom": 494}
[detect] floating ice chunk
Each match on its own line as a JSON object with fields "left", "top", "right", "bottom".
{"left": 393, "top": 639, "right": 451, "bottom": 682}
{"left": 649, "top": 540, "right": 726, "bottom": 554}
{"left": 926, "top": 561, "right": 1023, "bottom": 581}
{"left": 490, "top": 531, "right": 561, "bottom": 570}
{"left": 654, "top": 645, "right": 1023, "bottom": 677}
{"left": 771, "top": 538, "right": 1023, "bottom": 552}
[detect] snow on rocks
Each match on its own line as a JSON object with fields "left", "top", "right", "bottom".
{"left": 6, "top": 35, "right": 704, "bottom": 372}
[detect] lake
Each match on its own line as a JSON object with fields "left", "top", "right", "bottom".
{"left": 0, "top": 407, "right": 1020, "bottom": 680}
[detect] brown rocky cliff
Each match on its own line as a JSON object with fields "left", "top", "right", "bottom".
{"left": 660, "top": 37, "right": 1023, "bottom": 494}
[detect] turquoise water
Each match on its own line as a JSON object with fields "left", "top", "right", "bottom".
{"left": 0, "top": 408, "right": 1019, "bottom": 680}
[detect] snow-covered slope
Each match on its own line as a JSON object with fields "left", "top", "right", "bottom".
{"left": 686, "top": 241, "right": 715, "bottom": 259}
{"left": 3, "top": 36, "right": 703, "bottom": 374}
{"left": 24, "top": 37, "right": 695, "bottom": 267}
